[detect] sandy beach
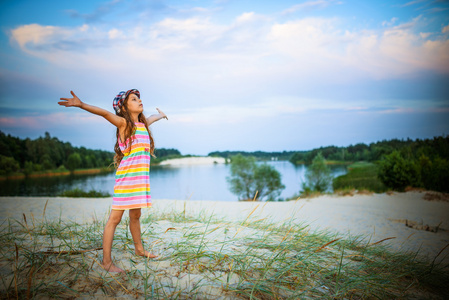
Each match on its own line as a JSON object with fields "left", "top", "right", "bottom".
{"left": 158, "top": 156, "right": 226, "bottom": 166}
{"left": 1, "top": 192, "right": 448, "bottom": 298}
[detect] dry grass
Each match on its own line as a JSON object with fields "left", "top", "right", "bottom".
{"left": 1, "top": 203, "right": 449, "bottom": 299}
{"left": 423, "top": 191, "right": 449, "bottom": 202}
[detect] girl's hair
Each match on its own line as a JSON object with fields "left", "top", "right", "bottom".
{"left": 113, "top": 93, "right": 155, "bottom": 166}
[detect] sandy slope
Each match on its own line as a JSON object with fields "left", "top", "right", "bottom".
{"left": 1, "top": 191, "right": 448, "bottom": 263}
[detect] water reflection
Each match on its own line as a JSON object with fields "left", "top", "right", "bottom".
{"left": 0, "top": 161, "right": 347, "bottom": 201}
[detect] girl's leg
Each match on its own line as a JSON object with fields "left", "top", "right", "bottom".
{"left": 102, "top": 209, "right": 125, "bottom": 272}
{"left": 129, "top": 208, "right": 158, "bottom": 258}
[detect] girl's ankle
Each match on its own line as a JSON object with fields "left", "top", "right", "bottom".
{"left": 135, "top": 249, "right": 145, "bottom": 255}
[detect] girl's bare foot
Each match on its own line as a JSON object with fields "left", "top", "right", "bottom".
{"left": 136, "top": 249, "right": 158, "bottom": 258}
{"left": 102, "top": 261, "right": 125, "bottom": 273}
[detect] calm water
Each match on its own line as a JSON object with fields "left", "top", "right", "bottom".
{"left": 0, "top": 161, "right": 346, "bottom": 201}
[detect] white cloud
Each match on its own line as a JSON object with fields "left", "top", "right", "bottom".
{"left": 443, "top": 24, "right": 449, "bottom": 33}
{"left": 282, "top": 0, "right": 342, "bottom": 14}
{"left": 420, "top": 32, "right": 431, "bottom": 38}
{"left": 382, "top": 17, "right": 398, "bottom": 27}
{"left": 108, "top": 28, "right": 122, "bottom": 39}
{"left": 401, "top": 0, "right": 427, "bottom": 7}
{"left": 8, "top": 10, "right": 449, "bottom": 96}
{"left": 10, "top": 24, "right": 69, "bottom": 49}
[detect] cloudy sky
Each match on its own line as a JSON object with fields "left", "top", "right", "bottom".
{"left": 0, "top": 0, "right": 448, "bottom": 155}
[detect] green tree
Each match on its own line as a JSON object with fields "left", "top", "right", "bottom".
{"left": 227, "top": 154, "right": 285, "bottom": 201}
{"left": 302, "top": 152, "right": 332, "bottom": 192}
{"left": 378, "top": 150, "right": 421, "bottom": 191}
{"left": 40, "top": 153, "right": 54, "bottom": 170}
{"left": 0, "top": 155, "right": 20, "bottom": 175}
{"left": 254, "top": 164, "right": 285, "bottom": 201}
{"left": 66, "top": 152, "right": 81, "bottom": 172}
{"left": 24, "top": 161, "right": 34, "bottom": 175}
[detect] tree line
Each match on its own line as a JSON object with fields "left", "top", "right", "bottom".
{"left": 289, "top": 135, "right": 449, "bottom": 192}
{"left": 226, "top": 135, "right": 449, "bottom": 199}
{"left": 0, "top": 131, "right": 181, "bottom": 176}
{"left": 289, "top": 136, "right": 448, "bottom": 163}
{"left": 289, "top": 136, "right": 449, "bottom": 193}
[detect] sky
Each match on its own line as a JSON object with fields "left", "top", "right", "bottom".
{"left": 0, "top": 0, "right": 448, "bottom": 155}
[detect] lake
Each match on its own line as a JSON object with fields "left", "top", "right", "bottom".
{"left": 0, "top": 161, "right": 347, "bottom": 201}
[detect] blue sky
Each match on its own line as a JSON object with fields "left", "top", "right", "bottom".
{"left": 0, "top": 0, "right": 448, "bottom": 155}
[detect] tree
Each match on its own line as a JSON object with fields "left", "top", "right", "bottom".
{"left": 66, "top": 152, "right": 81, "bottom": 172}
{"left": 40, "top": 153, "right": 54, "bottom": 170}
{"left": 302, "top": 152, "right": 332, "bottom": 192}
{"left": 254, "top": 164, "right": 285, "bottom": 201}
{"left": 227, "top": 154, "right": 285, "bottom": 201}
{"left": 0, "top": 155, "right": 20, "bottom": 175}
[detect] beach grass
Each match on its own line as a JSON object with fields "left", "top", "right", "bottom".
{"left": 333, "top": 161, "right": 387, "bottom": 193}
{"left": 1, "top": 203, "right": 448, "bottom": 299}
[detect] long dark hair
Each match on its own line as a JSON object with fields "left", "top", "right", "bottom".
{"left": 113, "top": 93, "right": 155, "bottom": 166}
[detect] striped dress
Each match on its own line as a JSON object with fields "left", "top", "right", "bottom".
{"left": 112, "top": 122, "right": 152, "bottom": 210}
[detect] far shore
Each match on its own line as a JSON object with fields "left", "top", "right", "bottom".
{"left": 0, "top": 157, "right": 226, "bottom": 180}
{"left": 158, "top": 156, "right": 226, "bottom": 166}
{"left": 0, "top": 167, "right": 114, "bottom": 181}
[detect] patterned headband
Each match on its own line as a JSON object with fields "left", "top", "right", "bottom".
{"left": 113, "top": 89, "right": 140, "bottom": 113}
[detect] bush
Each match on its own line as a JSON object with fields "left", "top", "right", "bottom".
{"left": 227, "top": 154, "right": 285, "bottom": 201}
{"left": 378, "top": 151, "right": 421, "bottom": 191}
{"left": 420, "top": 155, "right": 449, "bottom": 192}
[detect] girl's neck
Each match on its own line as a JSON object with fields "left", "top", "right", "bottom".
{"left": 131, "top": 113, "right": 139, "bottom": 123}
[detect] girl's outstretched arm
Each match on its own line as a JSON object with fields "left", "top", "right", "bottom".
{"left": 146, "top": 108, "right": 168, "bottom": 125}
{"left": 59, "top": 91, "right": 125, "bottom": 129}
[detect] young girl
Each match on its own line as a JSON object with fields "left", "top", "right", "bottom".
{"left": 58, "top": 89, "right": 167, "bottom": 273}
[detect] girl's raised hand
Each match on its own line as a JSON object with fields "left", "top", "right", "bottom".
{"left": 156, "top": 108, "right": 168, "bottom": 120}
{"left": 58, "top": 91, "right": 82, "bottom": 108}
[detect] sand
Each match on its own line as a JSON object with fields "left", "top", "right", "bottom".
{"left": 1, "top": 192, "right": 449, "bottom": 298}
{"left": 1, "top": 191, "right": 448, "bottom": 263}
{"left": 158, "top": 156, "right": 226, "bottom": 166}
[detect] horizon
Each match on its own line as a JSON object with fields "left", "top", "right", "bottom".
{"left": 0, "top": 0, "right": 448, "bottom": 155}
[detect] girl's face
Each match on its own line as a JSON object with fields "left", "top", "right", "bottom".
{"left": 125, "top": 93, "right": 143, "bottom": 114}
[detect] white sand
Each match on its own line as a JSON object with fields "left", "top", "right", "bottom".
{"left": 158, "top": 156, "right": 226, "bottom": 166}
{"left": 1, "top": 191, "right": 448, "bottom": 263}
{"left": 1, "top": 192, "right": 449, "bottom": 299}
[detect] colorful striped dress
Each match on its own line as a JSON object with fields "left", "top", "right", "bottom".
{"left": 112, "top": 122, "right": 152, "bottom": 210}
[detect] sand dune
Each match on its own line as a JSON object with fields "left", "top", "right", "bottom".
{"left": 1, "top": 191, "right": 448, "bottom": 262}
{"left": 1, "top": 192, "right": 448, "bottom": 299}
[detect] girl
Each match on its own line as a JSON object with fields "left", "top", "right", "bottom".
{"left": 58, "top": 89, "right": 167, "bottom": 273}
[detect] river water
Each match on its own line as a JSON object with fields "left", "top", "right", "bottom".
{"left": 0, "top": 161, "right": 346, "bottom": 201}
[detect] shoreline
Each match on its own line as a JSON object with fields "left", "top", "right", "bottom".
{"left": 0, "top": 167, "right": 114, "bottom": 181}
{"left": 158, "top": 156, "right": 226, "bottom": 166}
